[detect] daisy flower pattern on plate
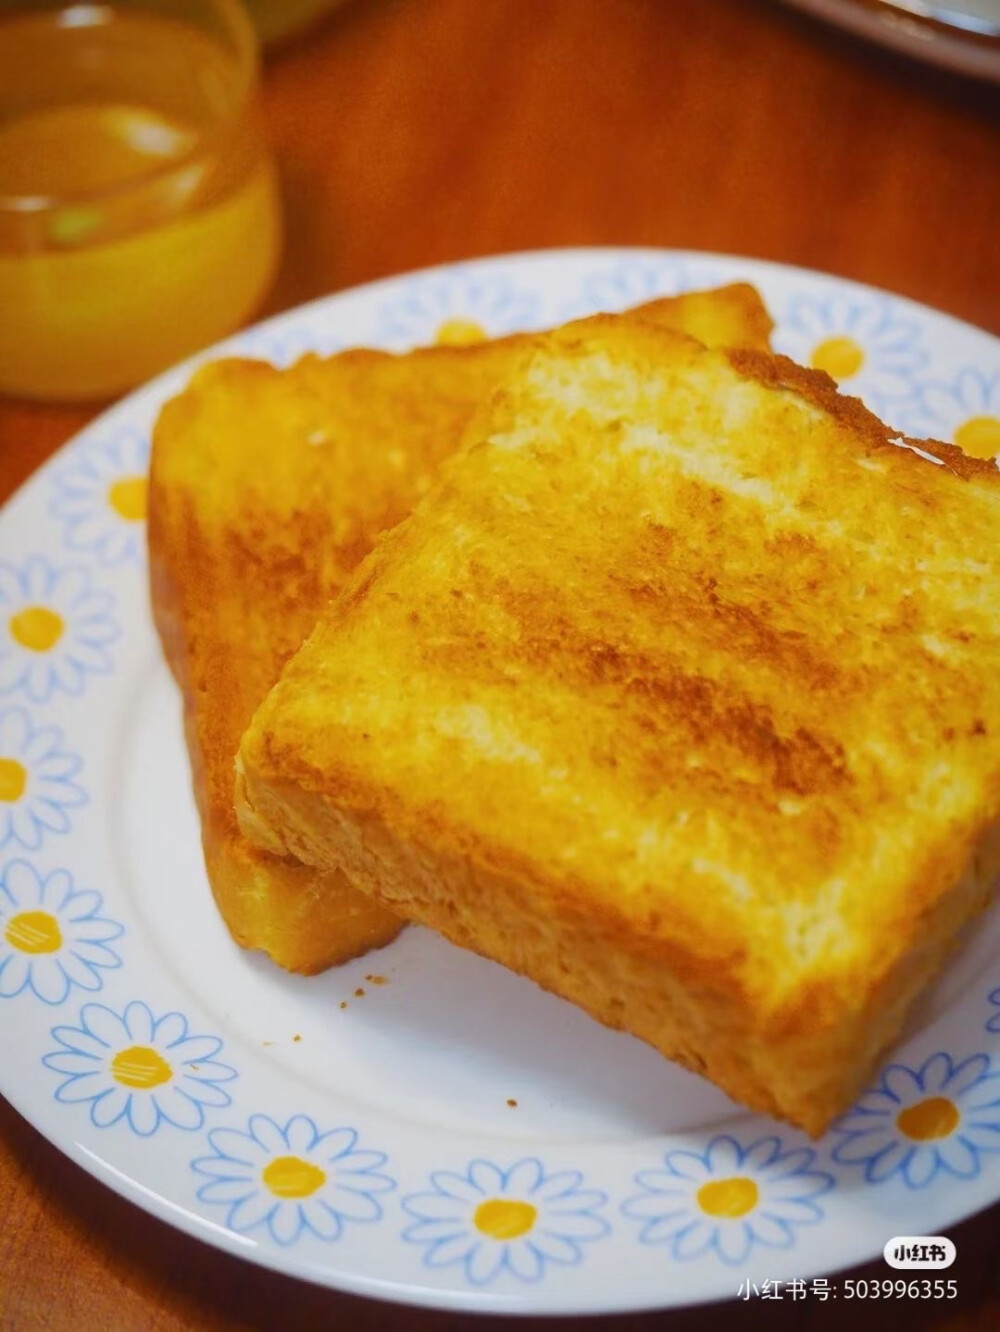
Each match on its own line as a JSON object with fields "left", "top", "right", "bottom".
{"left": 0, "top": 861, "right": 122, "bottom": 1004}
{"left": 582, "top": 258, "right": 696, "bottom": 307}
{"left": 192, "top": 1114, "right": 394, "bottom": 1246}
{"left": 0, "top": 558, "right": 118, "bottom": 703}
{"left": 559, "top": 257, "right": 707, "bottom": 321}
{"left": 234, "top": 322, "right": 338, "bottom": 368}
{"left": 903, "top": 369, "right": 1000, "bottom": 460}
{"left": 375, "top": 271, "right": 542, "bottom": 350}
{"left": 622, "top": 1134, "right": 833, "bottom": 1266}
{"left": 0, "top": 708, "right": 85, "bottom": 850}
{"left": 43, "top": 1000, "right": 236, "bottom": 1135}
{"left": 402, "top": 1157, "right": 609, "bottom": 1286}
{"left": 51, "top": 429, "right": 150, "bottom": 565}
{"left": 988, "top": 988, "right": 1000, "bottom": 1035}
{"left": 830, "top": 1052, "right": 1000, "bottom": 1188}
{"left": 775, "top": 293, "right": 926, "bottom": 414}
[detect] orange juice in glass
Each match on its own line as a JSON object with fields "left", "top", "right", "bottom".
{"left": 0, "top": 0, "right": 281, "bottom": 400}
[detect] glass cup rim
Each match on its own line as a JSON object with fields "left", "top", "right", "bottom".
{"left": 0, "top": 0, "right": 261, "bottom": 215}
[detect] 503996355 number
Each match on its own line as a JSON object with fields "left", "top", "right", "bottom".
{"left": 845, "top": 1279, "right": 958, "bottom": 1299}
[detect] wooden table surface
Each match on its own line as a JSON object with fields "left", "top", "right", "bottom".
{"left": 1, "top": 1, "right": 998, "bottom": 1328}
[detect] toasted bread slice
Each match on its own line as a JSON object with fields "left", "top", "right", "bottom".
{"left": 236, "top": 317, "right": 1000, "bottom": 1131}
{"left": 149, "top": 284, "right": 773, "bottom": 974}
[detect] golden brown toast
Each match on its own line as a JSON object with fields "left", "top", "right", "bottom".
{"left": 149, "top": 284, "right": 773, "bottom": 974}
{"left": 236, "top": 317, "right": 1000, "bottom": 1132}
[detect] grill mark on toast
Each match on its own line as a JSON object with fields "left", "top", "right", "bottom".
{"left": 624, "top": 673, "right": 847, "bottom": 797}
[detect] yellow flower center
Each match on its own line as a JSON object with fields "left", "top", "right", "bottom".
{"left": 696, "top": 1176, "right": 759, "bottom": 1219}
{"left": 896, "top": 1095, "right": 960, "bottom": 1141}
{"left": 5, "top": 909, "right": 62, "bottom": 954}
{"left": 473, "top": 1198, "right": 538, "bottom": 1240}
{"left": 0, "top": 757, "right": 27, "bottom": 802}
{"left": 435, "top": 317, "right": 487, "bottom": 347}
{"left": 9, "top": 606, "right": 64, "bottom": 652}
{"left": 953, "top": 415, "right": 1000, "bottom": 460}
{"left": 107, "top": 475, "right": 148, "bottom": 521}
{"left": 262, "top": 1155, "right": 327, "bottom": 1199}
{"left": 110, "top": 1045, "right": 173, "bottom": 1089}
{"left": 810, "top": 335, "right": 865, "bottom": 380}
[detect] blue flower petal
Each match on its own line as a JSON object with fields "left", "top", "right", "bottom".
{"left": 672, "top": 1219, "right": 713, "bottom": 1261}
{"left": 945, "top": 1053, "right": 992, "bottom": 1098}
{"left": 866, "top": 1139, "right": 913, "bottom": 1184}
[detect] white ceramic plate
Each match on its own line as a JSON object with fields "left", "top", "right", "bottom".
{"left": 1, "top": 249, "right": 998, "bottom": 1316}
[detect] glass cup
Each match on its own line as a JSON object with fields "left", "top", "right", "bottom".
{"left": 0, "top": 0, "right": 282, "bottom": 401}
{"left": 242, "top": 0, "right": 346, "bottom": 46}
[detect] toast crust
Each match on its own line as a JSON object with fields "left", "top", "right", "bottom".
{"left": 237, "top": 765, "right": 999, "bottom": 1135}
{"left": 150, "top": 286, "right": 773, "bottom": 973}
{"left": 237, "top": 318, "right": 1000, "bottom": 1125}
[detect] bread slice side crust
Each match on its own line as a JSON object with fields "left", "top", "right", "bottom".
{"left": 236, "top": 760, "right": 999, "bottom": 1136}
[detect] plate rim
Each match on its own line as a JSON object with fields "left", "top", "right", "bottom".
{"left": 1, "top": 245, "right": 998, "bottom": 1316}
